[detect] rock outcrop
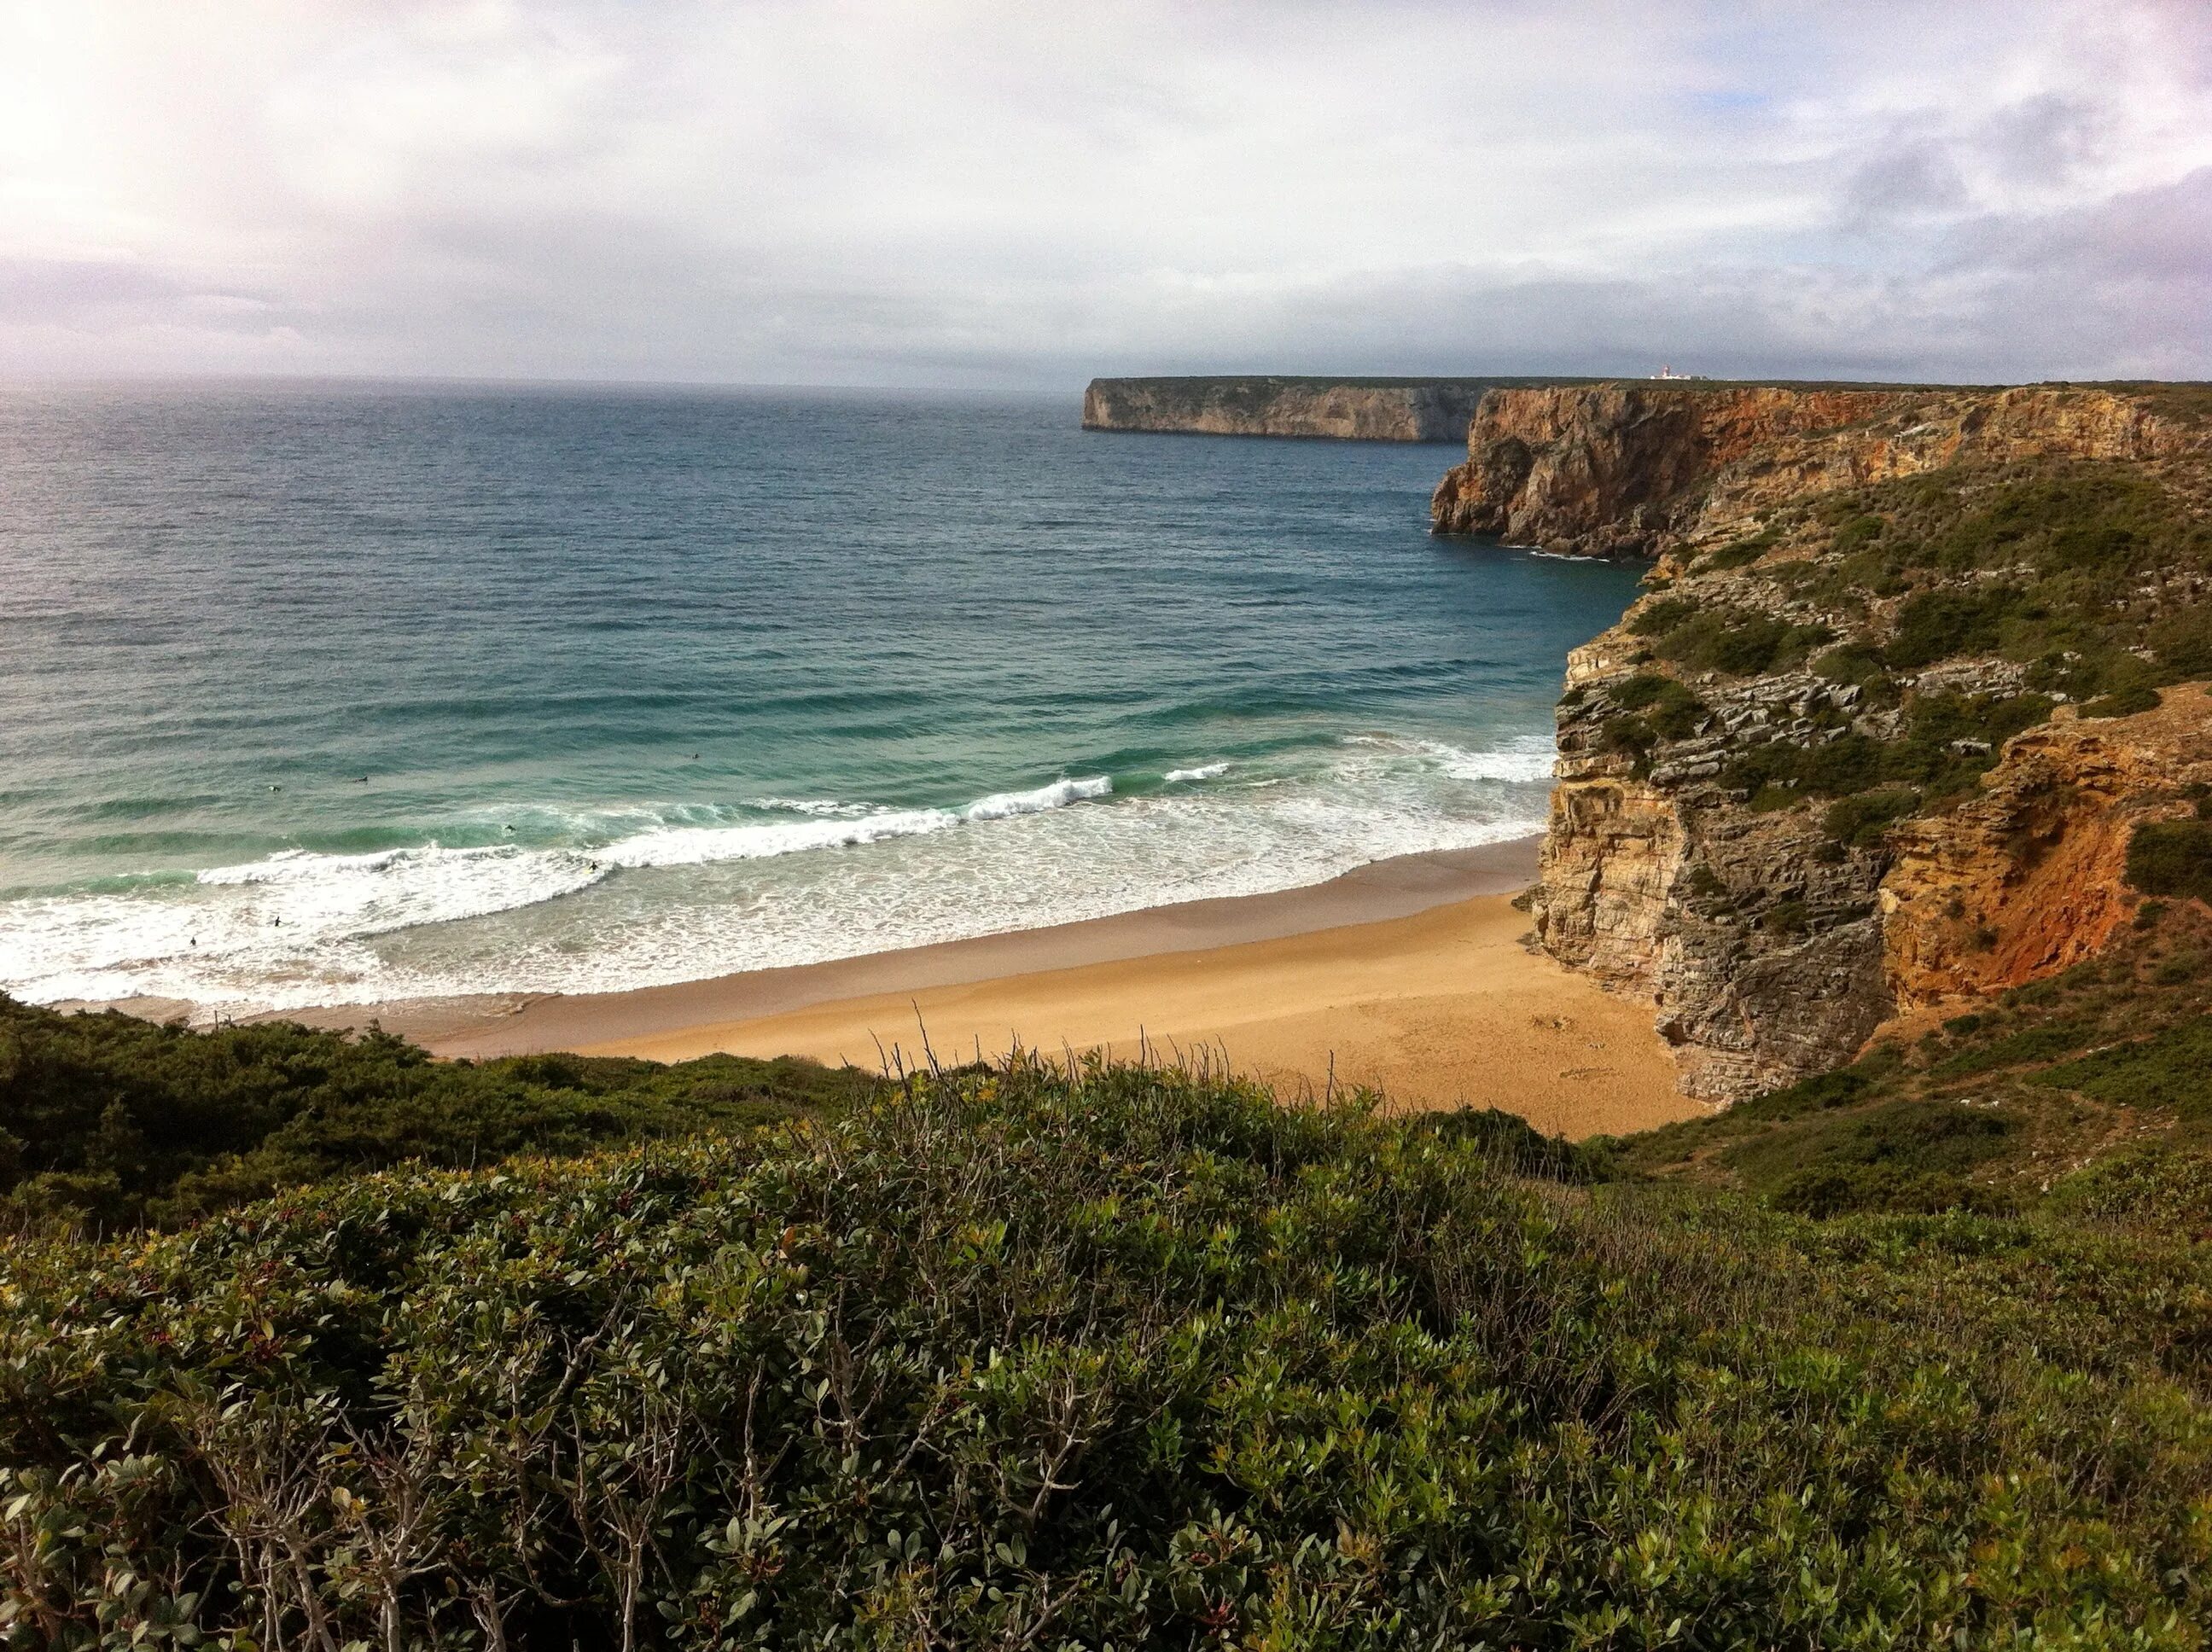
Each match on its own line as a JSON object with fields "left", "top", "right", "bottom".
{"left": 1882, "top": 687, "right": 2212, "bottom": 1009}
{"left": 1432, "top": 382, "right": 2191, "bottom": 557}
{"left": 1492, "top": 381, "right": 2209, "bottom": 1101}
{"left": 1083, "top": 377, "right": 1592, "bottom": 443}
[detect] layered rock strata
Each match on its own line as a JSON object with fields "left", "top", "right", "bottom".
{"left": 1473, "top": 381, "right": 2209, "bottom": 1101}
{"left": 1083, "top": 377, "right": 1586, "bottom": 443}
{"left": 1432, "top": 382, "right": 2189, "bottom": 557}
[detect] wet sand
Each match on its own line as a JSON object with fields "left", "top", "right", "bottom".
{"left": 321, "top": 838, "right": 1545, "bottom": 1056}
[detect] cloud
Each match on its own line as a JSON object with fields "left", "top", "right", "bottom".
{"left": 0, "top": 0, "right": 2206, "bottom": 387}
{"left": 1842, "top": 140, "right": 1973, "bottom": 228}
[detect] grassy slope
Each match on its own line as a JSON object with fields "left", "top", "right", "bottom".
{"left": 1603, "top": 893, "right": 2212, "bottom": 1227}
{"left": 4, "top": 1060, "right": 2209, "bottom": 1648}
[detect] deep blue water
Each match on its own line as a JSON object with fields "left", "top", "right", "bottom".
{"left": 0, "top": 384, "right": 1641, "bottom": 1011}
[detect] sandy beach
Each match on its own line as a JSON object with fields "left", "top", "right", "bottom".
{"left": 366, "top": 838, "right": 1701, "bottom": 1140}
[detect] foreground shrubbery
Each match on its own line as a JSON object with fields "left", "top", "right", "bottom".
{"left": 4, "top": 1058, "right": 2210, "bottom": 1649}
{"left": 0, "top": 996, "right": 873, "bottom": 1230}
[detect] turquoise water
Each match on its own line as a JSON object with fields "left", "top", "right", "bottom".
{"left": 0, "top": 385, "right": 1641, "bottom": 1013}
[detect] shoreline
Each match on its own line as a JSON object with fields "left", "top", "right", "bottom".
{"left": 64, "top": 838, "right": 1703, "bottom": 1140}
{"left": 287, "top": 837, "right": 1548, "bottom": 1056}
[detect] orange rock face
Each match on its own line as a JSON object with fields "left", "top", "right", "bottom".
{"left": 1431, "top": 383, "right": 2191, "bottom": 559}
{"left": 1882, "top": 686, "right": 2212, "bottom": 1009}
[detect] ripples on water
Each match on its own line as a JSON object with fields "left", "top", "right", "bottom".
{"left": 0, "top": 385, "right": 1643, "bottom": 1013}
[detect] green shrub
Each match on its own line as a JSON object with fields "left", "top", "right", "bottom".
{"left": 1627, "top": 595, "right": 1699, "bottom": 637}
{"left": 1767, "top": 1164, "right": 2012, "bottom": 1219}
{"left": 1729, "top": 1098, "right": 2017, "bottom": 1216}
{"left": 2149, "top": 608, "right": 2212, "bottom": 678}
{"left": 1655, "top": 608, "right": 1833, "bottom": 677}
{"left": 2046, "top": 1146, "right": 2212, "bottom": 1230}
{"left": 2039, "top": 1018, "right": 2212, "bottom": 1116}
{"left": 1928, "top": 1020, "right": 2094, "bottom": 1080}
{"left": 2086, "top": 683, "right": 2164, "bottom": 718}
{"left": 1406, "top": 1103, "right": 1605, "bottom": 1181}
{"left": 1730, "top": 1063, "right": 1878, "bottom": 1122}
{"left": 1606, "top": 672, "right": 1706, "bottom": 736}
{"left": 2126, "top": 820, "right": 2212, "bottom": 902}
{"left": 1831, "top": 513, "right": 1885, "bottom": 553}
{"left": 0, "top": 995, "right": 871, "bottom": 1230}
{"left": 1822, "top": 788, "right": 1921, "bottom": 847}
{"left": 1694, "top": 528, "right": 1778, "bottom": 572}
{"left": 1812, "top": 642, "right": 1890, "bottom": 691}
{"left": 3, "top": 1062, "right": 2209, "bottom": 1648}
{"left": 1884, "top": 586, "right": 2019, "bottom": 668}
{"left": 1761, "top": 898, "right": 1811, "bottom": 935}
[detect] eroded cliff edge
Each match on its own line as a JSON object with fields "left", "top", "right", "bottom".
{"left": 1083, "top": 376, "right": 1592, "bottom": 442}
{"left": 1451, "top": 381, "right": 2212, "bottom": 1101}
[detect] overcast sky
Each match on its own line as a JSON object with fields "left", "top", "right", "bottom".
{"left": 3, "top": 1, "right": 2208, "bottom": 389}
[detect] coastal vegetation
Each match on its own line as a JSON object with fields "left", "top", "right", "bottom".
{"left": 0, "top": 997, "right": 869, "bottom": 1231}
{"left": 1603, "top": 878, "right": 2212, "bottom": 1223}
{"left": 1632, "top": 462, "right": 2211, "bottom": 768}
{"left": 4, "top": 1038, "right": 2211, "bottom": 1648}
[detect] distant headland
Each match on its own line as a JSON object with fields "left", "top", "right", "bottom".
{"left": 1080, "top": 375, "right": 1604, "bottom": 442}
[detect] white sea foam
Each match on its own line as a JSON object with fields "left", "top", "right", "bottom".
{"left": 1421, "top": 734, "right": 1557, "bottom": 784}
{"left": 751, "top": 796, "right": 875, "bottom": 817}
{"left": 963, "top": 775, "right": 1111, "bottom": 819}
{"left": 1163, "top": 762, "right": 1230, "bottom": 782}
{"left": 602, "top": 806, "right": 960, "bottom": 869}
{"left": 1341, "top": 731, "right": 1557, "bottom": 784}
{"left": 0, "top": 744, "right": 1557, "bottom": 1016}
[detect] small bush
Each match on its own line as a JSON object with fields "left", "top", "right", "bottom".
{"left": 1813, "top": 642, "right": 1891, "bottom": 690}
{"left": 1761, "top": 898, "right": 1812, "bottom": 935}
{"left": 2149, "top": 607, "right": 2212, "bottom": 678}
{"left": 1831, "top": 513, "right": 1885, "bottom": 553}
{"left": 1732, "top": 1064, "right": 1877, "bottom": 1122}
{"left": 2046, "top": 1146, "right": 2212, "bottom": 1230}
{"left": 1627, "top": 595, "right": 1700, "bottom": 637}
{"left": 1696, "top": 529, "right": 1778, "bottom": 573}
{"left": 0, "top": 995, "right": 871, "bottom": 1230}
{"left": 1732, "top": 1098, "right": 2017, "bottom": 1216}
{"left": 2085, "top": 683, "right": 2163, "bottom": 718}
{"left": 1884, "top": 587, "right": 2019, "bottom": 669}
{"left": 2126, "top": 819, "right": 2212, "bottom": 902}
{"left": 1656, "top": 608, "right": 1833, "bottom": 677}
{"left": 1823, "top": 788, "right": 1921, "bottom": 848}
{"left": 1608, "top": 672, "right": 1707, "bottom": 736}
{"left": 1928, "top": 1021, "right": 2094, "bottom": 1080}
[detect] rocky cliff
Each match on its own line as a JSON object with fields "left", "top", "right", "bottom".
{"left": 1083, "top": 376, "right": 1592, "bottom": 443}
{"left": 1433, "top": 382, "right": 2192, "bottom": 556}
{"left": 1481, "top": 381, "right": 2211, "bottom": 1101}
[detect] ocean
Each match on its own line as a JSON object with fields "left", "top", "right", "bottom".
{"left": 0, "top": 384, "right": 1641, "bottom": 1015}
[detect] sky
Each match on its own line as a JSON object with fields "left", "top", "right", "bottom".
{"left": 2, "top": 1, "right": 2209, "bottom": 390}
